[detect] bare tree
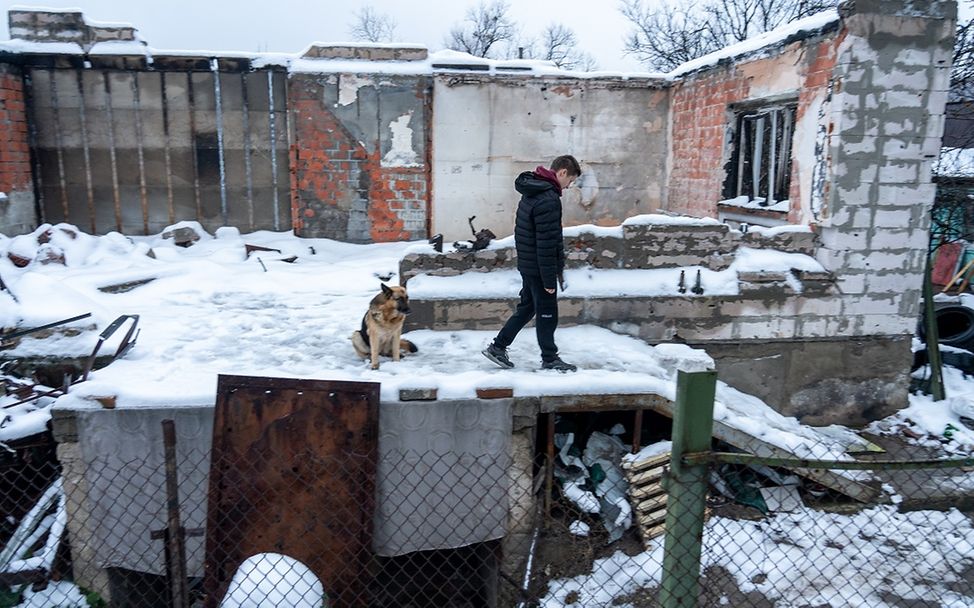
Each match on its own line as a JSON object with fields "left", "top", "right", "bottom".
{"left": 540, "top": 23, "right": 598, "bottom": 70}
{"left": 953, "top": 3, "right": 974, "bottom": 95}
{"left": 577, "top": 53, "right": 600, "bottom": 72}
{"left": 539, "top": 23, "right": 576, "bottom": 65}
{"left": 620, "top": 0, "right": 837, "bottom": 72}
{"left": 705, "top": 0, "right": 836, "bottom": 44}
{"left": 932, "top": 3, "right": 974, "bottom": 256}
{"left": 446, "top": 0, "right": 518, "bottom": 58}
{"left": 515, "top": 23, "right": 599, "bottom": 71}
{"left": 348, "top": 6, "right": 398, "bottom": 43}
{"left": 620, "top": 0, "right": 720, "bottom": 72}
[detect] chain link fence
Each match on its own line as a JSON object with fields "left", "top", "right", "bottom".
{"left": 3, "top": 383, "right": 974, "bottom": 607}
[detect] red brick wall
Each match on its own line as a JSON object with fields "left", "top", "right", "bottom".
{"left": 369, "top": 165, "right": 427, "bottom": 242}
{"left": 668, "top": 70, "right": 749, "bottom": 218}
{"left": 0, "top": 63, "right": 32, "bottom": 197}
{"left": 667, "top": 35, "right": 841, "bottom": 222}
{"left": 288, "top": 76, "right": 429, "bottom": 243}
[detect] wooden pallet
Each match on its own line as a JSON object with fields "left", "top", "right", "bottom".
{"left": 623, "top": 448, "right": 716, "bottom": 546}
{"left": 622, "top": 450, "right": 670, "bottom": 545}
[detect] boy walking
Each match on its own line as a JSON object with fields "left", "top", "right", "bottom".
{"left": 482, "top": 155, "right": 581, "bottom": 372}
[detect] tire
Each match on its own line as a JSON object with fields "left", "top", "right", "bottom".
{"left": 923, "top": 304, "right": 974, "bottom": 349}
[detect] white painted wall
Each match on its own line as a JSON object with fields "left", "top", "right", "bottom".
{"left": 430, "top": 76, "right": 669, "bottom": 241}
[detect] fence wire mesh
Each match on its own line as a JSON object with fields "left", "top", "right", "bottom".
{"left": 2, "top": 419, "right": 973, "bottom": 608}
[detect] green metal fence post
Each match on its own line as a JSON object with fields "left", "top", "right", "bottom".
{"left": 923, "top": 254, "right": 945, "bottom": 401}
{"left": 661, "top": 369, "right": 717, "bottom": 608}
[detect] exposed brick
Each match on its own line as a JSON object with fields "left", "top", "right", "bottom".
{"left": 0, "top": 63, "right": 31, "bottom": 197}
{"left": 289, "top": 74, "right": 429, "bottom": 242}
{"left": 667, "top": 35, "right": 838, "bottom": 223}
{"left": 476, "top": 387, "right": 514, "bottom": 399}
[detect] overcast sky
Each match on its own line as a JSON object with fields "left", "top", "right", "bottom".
{"left": 0, "top": 0, "right": 649, "bottom": 72}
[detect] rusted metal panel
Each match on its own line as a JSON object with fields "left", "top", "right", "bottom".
{"left": 204, "top": 374, "right": 380, "bottom": 608}
{"left": 27, "top": 66, "right": 290, "bottom": 235}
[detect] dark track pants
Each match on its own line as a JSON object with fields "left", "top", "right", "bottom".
{"left": 493, "top": 272, "right": 559, "bottom": 362}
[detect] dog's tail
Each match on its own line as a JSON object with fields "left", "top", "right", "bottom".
{"left": 400, "top": 339, "right": 418, "bottom": 354}
{"left": 350, "top": 331, "right": 369, "bottom": 358}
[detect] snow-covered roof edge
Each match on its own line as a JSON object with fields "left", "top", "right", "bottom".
{"left": 666, "top": 9, "right": 841, "bottom": 80}
{"left": 1, "top": 7, "right": 840, "bottom": 81}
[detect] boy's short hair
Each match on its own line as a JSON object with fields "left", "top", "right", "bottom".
{"left": 550, "top": 155, "right": 581, "bottom": 177}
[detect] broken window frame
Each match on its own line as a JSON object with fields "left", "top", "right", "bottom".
{"left": 723, "top": 102, "right": 797, "bottom": 208}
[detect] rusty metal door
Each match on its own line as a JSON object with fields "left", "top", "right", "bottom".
{"left": 204, "top": 375, "right": 380, "bottom": 608}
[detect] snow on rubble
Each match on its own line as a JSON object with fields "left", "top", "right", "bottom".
{"left": 3, "top": 220, "right": 974, "bottom": 607}
{"left": 0, "top": 219, "right": 964, "bottom": 462}
{"left": 1, "top": 220, "right": 832, "bottom": 456}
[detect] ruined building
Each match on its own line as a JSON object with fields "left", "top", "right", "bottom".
{"left": 0, "top": 0, "right": 955, "bottom": 423}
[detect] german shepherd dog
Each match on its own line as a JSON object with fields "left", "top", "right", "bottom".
{"left": 351, "top": 284, "right": 418, "bottom": 369}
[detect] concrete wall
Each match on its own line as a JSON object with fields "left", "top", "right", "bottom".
{"left": 8, "top": 8, "right": 138, "bottom": 49}
{"left": 0, "top": 62, "right": 35, "bottom": 236}
{"left": 400, "top": 222, "right": 819, "bottom": 281}
{"left": 402, "top": 221, "right": 907, "bottom": 425}
{"left": 813, "top": 0, "right": 954, "bottom": 339}
{"left": 50, "top": 397, "right": 538, "bottom": 599}
{"left": 661, "top": 0, "right": 952, "bottom": 347}
{"left": 431, "top": 75, "right": 669, "bottom": 241}
{"left": 289, "top": 71, "right": 430, "bottom": 242}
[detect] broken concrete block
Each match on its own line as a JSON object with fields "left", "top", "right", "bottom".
{"left": 738, "top": 271, "right": 790, "bottom": 283}
{"left": 36, "top": 244, "right": 66, "bottom": 265}
{"left": 399, "top": 388, "right": 437, "bottom": 401}
{"left": 161, "top": 226, "right": 201, "bottom": 247}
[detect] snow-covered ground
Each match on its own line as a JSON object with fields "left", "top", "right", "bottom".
{"left": 540, "top": 505, "right": 974, "bottom": 608}
{"left": 2, "top": 220, "right": 974, "bottom": 607}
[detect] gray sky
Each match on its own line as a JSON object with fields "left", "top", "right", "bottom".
{"left": 0, "top": 0, "right": 649, "bottom": 72}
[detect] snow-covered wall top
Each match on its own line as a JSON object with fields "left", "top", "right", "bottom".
{"left": 1, "top": 6, "right": 841, "bottom": 83}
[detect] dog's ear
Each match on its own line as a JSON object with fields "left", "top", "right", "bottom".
{"left": 381, "top": 283, "right": 393, "bottom": 297}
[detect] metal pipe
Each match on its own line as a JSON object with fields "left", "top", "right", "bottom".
{"left": 515, "top": 505, "right": 542, "bottom": 608}
{"left": 102, "top": 72, "right": 122, "bottom": 232}
{"left": 210, "top": 58, "right": 228, "bottom": 226}
{"left": 768, "top": 109, "right": 777, "bottom": 206}
{"left": 1, "top": 312, "right": 92, "bottom": 342}
{"left": 22, "top": 70, "right": 45, "bottom": 224}
{"left": 187, "top": 73, "right": 202, "bottom": 222}
{"left": 48, "top": 70, "right": 69, "bottom": 223}
{"left": 2, "top": 386, "right": 63, "bottom": 410}
{"left": 160, "top": 72, "right": 175, "bottom": 225}
{"left": 132, "top": 73, "right": 150, "bottom": 234}
{"left": 545, "top": 412, "right": 555, "bottom": 521}
{"left": 161, "top": 420, "right": 190, "bottom": 608}
{"left": 778, "top": 107, "right": 793, "bottom": 197}
{"left": 282, "top": 72, "right": 292, "bottom": 232}
{"left": 241, "top": 72, "right": 254, "bottom": 231}
{"left": 660, "top": 370, "right": 717, "bottom": 608}
{"left": 75, "top": 69, "right": 95, "bottom": 233}
{"left": 268, "top": 70, "right": 280, "bottom": 231}
{"left": 735, "top": 115, "right": 747, "bottom": 198}
{"left": 683, "top": 451, "right": 974, "bottom": 471}
{"left": 632, "top": 409, "right": 643, "bottom": 454}
{"left": 752, "top": 115, "right": 764, "bottom": 201}
{"left": 923, "top": 254, "right": 946, "bottom": 400}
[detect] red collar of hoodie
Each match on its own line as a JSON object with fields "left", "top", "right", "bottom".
{"left": 534, "top": 166, "right": 562, "bottom": 196}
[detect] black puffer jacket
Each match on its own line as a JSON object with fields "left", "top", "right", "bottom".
{"left": 513, "top": 171, "right": 565, "bottom": 290}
